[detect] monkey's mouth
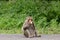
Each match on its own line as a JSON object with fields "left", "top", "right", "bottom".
{"left": 31, "top": 22, "right": 33, "bottom": 24}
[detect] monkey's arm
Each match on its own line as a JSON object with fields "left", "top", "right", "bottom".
{"left": 32, "top": 24, "right": 36, "bottom": 30}
{"left": 35, "top": 30, "right": 37, "bottom": 36}
{"left": 22, "top": 24, "right": 29, "bottom": 31}
{"left": 33, "top": 25, "right": 41, "bottom": 37}
{"left": 23, "top": 26, "right": 29, "bottom": 30}
{"left": 33, "top": 24, "right": 38, "bottom": 36}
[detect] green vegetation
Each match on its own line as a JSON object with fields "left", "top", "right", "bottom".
{"left": 0, "top": 0, "right": 60, "bottom": 34}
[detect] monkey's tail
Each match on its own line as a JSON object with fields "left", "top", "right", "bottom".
{"left": 35, "top": 35, "right": 41, "bottom": 37}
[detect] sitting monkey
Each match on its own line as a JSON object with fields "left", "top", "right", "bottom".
{"left": 22, "top": 16, "right": 41, "bottom": 38}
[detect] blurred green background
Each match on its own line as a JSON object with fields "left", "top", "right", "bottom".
{"left": 0, "top": 0, "right": 60, "bottom": 34}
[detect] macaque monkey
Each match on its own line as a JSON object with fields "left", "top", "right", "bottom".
{"left": 22, "top": 16, "right": 41, "bottom": 38}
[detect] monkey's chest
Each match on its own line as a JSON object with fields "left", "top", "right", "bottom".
{"left": 28, "top": 25, "right": 34, "bottom": 30}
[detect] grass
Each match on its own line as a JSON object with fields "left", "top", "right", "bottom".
{"left": 0, "top": 0, "right": 60, "bottom": 34}
{"left": 0, "top": 28, "right": 22, "bottom": 34}
{"left": 0, "top": 27, "right": 60, "bottom": 34}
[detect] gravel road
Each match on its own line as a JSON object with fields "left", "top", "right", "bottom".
{"left": 0, "top": 34, "right": 60, "bottom": 40}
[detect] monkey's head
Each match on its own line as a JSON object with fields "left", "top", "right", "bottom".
{"left": 28, "top": 18, "right": 33, "bottom": 24}
{"left": 26, "top": 16, "right": 33, "bottom": 24}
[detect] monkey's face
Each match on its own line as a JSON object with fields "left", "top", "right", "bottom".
{"left": 28, "top": 19, "right": 33, "bottom": 24}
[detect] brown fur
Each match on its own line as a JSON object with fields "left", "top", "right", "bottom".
{"left": 22, "top": 16, "right": 41, "bottom": 38}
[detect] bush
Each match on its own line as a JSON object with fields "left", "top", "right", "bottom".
{"left": 0, "top": 0, "right": 60, "bottom": 34}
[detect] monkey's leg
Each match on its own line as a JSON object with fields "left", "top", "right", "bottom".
{"left": 34, "top": 30, "right": 41, "bottom": 37}
{"left": 24, "top": 29, "right": 31, "bottom": 38}
{"left": 26, "top": 30, "right": 32, "bottom": 38}
{"left": 24, "top": 30, "right": 29, "bottom": 37}
{"left": 33, "top": 30, "right": 37, "bottom": 37}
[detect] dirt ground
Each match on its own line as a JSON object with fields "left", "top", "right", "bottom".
{"left": 0, "top": 34, "right": 60, "bottom": 40}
